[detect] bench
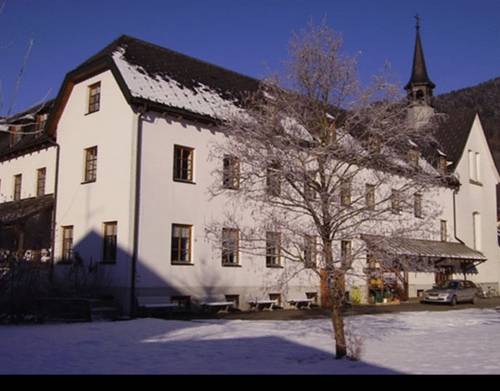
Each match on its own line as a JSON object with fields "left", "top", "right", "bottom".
{"left": 136, "top": 296, "right": 179, "bottom": 315}
{"left": 287, "top": 298, "right": 314, "bottom": 309}
{"left": 248, "top": 299, "right": 278, "bottom": 311}
{"left": 200, "top": 301, "right": 234, "bottom": 313}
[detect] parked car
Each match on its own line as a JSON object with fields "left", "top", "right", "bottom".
{"left": 422, "top": 280, "right": 480, "bottom": 305}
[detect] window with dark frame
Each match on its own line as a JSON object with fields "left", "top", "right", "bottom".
{"left": 391, "top": 189, "right": 401, "bottom": 214}
{"left": 442, "top": 219, "right": 448, "bottom": 242}
{"left": 173, "top": 145, "right": 194, "bottom": 182}
{"left": 36, "top": 168, "right": 46, "bottom": 197}
{"left": 171, "top": 224, "right": 192, "bottom": 264}
{"left": 88, "top": 82, "right": 101, "bottom": 114}
{"left": 9, "top": 126, "right": 22, "bottom": 147}
{"left": 341, "top": 240, "right": 352, "bottom": 266}
{"left": 222, "top": 228, "right": 239, "bottom": 265}
{"left": 222, "top": 155, "right": 240, "bottom": 190}
{"left": 34, "top": 114, "right": 47, "bottom": 136}
{"left": 340, "top": 179, "right": 351, "bottom": 206}
{"left": 365, "top": 184, "right": 375, "bottom": 210}
{"left": 84, "top": 146, "right": 98, "bottom": 183}
{"left": 304, "top": 235, "right": 317, "bottom": 268}
{"left": 438, "top": 156, "right": 447, "bottom": 175}
{"left": 408, "top": 149, "right": 420, "bottom": 168}
{"left": 266, "top": 231, "right": 281, "bottom": 267}
{"left": 269, "top": 293, "right": 282, "bottom": 306}
{"left": 13, "top": 174, "right": 22, "bottom": 201}
{"left": 61, "top": 226, "right": 74, "bottom": 262}
{"left": 171, "top": 296, "right": 191, "bottom": 310}
{"left": 266, "top": 162, "right": 281, "bottom": 196}
{"left": 414, "top": 193, "right": 423, "bottom": 218}
{"left": 225, "top": 295, "right": 240, "bottom": 309}
{"left": 102, "top": 222, "right": 118, "bottom": 263}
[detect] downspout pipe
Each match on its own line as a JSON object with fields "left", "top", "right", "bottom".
{"left": 130, "top": 106, "right": 147, "bottom": 318}
{"left": 49, "top": 139, "right": 60, "bottom": 283}
{"left": 453, "top": 188, "right": 468, "bottom": 279}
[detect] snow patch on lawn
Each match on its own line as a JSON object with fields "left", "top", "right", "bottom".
{"left": 1, "top": 309, "right": 499, "bottom": 374}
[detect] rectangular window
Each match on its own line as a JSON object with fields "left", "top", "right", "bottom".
{"left": 222, "top": 228, "right": 239, "bottom": 265}
{"left": 468, "top": 150, "right": 475, "bottom": 181}
{"left": 365, "top": 184, "right": 375, "bottom": 210}
{"left": 61, "top": 226, "right": 74, "bottom": 262}
{"left": 475, "top": 152, "right": 481, "bottom": 182}
{"left": 13, "top": 174, "right": 22, "bottom": 201}
{"left": 438, "top": 156, "right": 447, "bottom": 175}
{"left": 84, "top": 146, "right": 98, "bottom": 183}
{"left": 171, "top": 296, "right": 191, "bottom": 310}
{"left": 306, "top": 292, "right": 318, "bottom": 305}
{"left": 341, "top": 240, "right": 352, "bottom": 266}
{"left": 304, "top": 235, "right": 317, "bottom": 268}
{"left": 340, "top": 179, "right": 351, "bottom": 207}
{"left": 88, "top": 82, "right": 101, "bottom": 113}
{"left": 408, "top": 149, "right": 420, "bottom": 168}
{"left": 222, "top": 155, "right": 240, "bottom": 190}
{"left": 173, "top": 145, "right": 194, "bottom": 182}
{"left": 440, "top": 220, "right": 447, "bottom": 242}
{"left": 36, "top": 168, "right": 46, "bottom": 197}
{"left": 269, "top": 293, "right": 282, "bottom": 307}
{"left": 266, "top": 231, "right": 281, "bottom": 267}
{"left": 266, "top": 162, "right": 281, "bottom": 196}
{"left": 171, "top": 224, "right": 192, "bottom": 264}
{"left": 225, "top": 295, "right": 240, "bottom": 309}
{"left": 414, "top": 193, "right": 423, "bottom": 218}
{"left": 9, "top": 126, "right": 22, "bottom": 147}
{"left": 102, "top": 222, "right": 118, "bottom": 263}
{"left": 391, "top": 189, "right": 401, "bottom": 214}
{"left": 34, "top": 114, "right": 48, "bottom": 136}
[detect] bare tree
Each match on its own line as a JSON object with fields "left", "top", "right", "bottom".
{"left": 0, "top": 0, "right": 49, "bottom": 136}
{"left": 208, "top": 21, "right": 450, "bottom": 359}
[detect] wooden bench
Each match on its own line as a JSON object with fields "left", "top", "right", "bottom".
{"left": 248, "top": 299, "right": 278, "bottom": 311}
{"left": 200, "top": 301, "right": 234, "bottom": 313}
{"left": 136, "top": 296, "right": 179, "bottom": 315}
{"left": 287, "top": 298, "right": 314, "bottom": 309}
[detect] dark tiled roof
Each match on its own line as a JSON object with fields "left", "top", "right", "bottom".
{"left": 72, "top": 35, "right": 260, "bottom": 119}
{"left": 362, "top": 234, "right": 486, "bottom": 261}
{"left": 0, "top": 194, "right": 54, "bottom": 225}
{"left": 405, "top": 26, "right": 435, "bottom": 90}
{"left": 0, "top": 100, "right": 56, "bottom": 162}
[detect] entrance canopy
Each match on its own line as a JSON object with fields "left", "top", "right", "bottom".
{"left": 361, "top": 234, "right": 486, "bottom": 274}
{"left": 0, "top": 194, "right": 54, "bottom": 226}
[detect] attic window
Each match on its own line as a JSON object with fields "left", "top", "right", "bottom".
{"left": 438, "top": 156, "right": 447, "bottom": 175}
{"left": 34, "top": 114, "right": 48, "bottom": 136}
{"left": 88, "top": 82, "right": 101, "bottom": 114}
{"left": 9, "top": 126, "right": 22, "bottom": 147}
{"left": 408, "top": 149, "right": 420, "bottom": 168}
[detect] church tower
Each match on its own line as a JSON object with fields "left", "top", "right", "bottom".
{"left": 406, "top": 16, "right": 435, "bottom": 128}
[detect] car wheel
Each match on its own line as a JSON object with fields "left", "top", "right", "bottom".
{"left": 450, "top": 296, "right": 457, "bottom": 306}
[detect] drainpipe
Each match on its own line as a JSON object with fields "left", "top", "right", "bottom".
{"left": 130, "top": 106, "right": 147, "bottom": 318}
{"left": 453, "top": 188, "right": 469, "bottom": 280}
{"left": 49, "top": 140, "right": 60, "bottom": 283}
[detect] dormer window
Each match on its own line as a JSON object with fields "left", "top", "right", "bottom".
{"left": 9, "top": 126, "right": 22, "bottom": 147}
{"left": 88, "top": 82, "right": 101, "bottom": 114}
{"left": 438, "top": 155, "right": 447, "bottom": 175}
{"left": 34, "top": 114, "right": 48, "bottom": 136}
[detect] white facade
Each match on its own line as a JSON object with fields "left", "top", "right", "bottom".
{"left": 454, "top": 115, "right": 500, "bottom": 290}
{"left": 0, "top": 147, "right": 56, "bottom": 203}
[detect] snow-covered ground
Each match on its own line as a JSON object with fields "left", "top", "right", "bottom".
{"left": 1, "top": 309, "right": 499, "bottom": 374}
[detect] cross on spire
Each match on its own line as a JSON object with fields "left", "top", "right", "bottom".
{"left": 415, "top": 14, "right": 421, "bottom": 30}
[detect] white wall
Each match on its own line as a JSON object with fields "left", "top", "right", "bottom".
{"left": 0, "top": 147, "right": 57, "bottom": 203}
{"left": 54, "top": 70, "right": 137, "bottom": 306}
{"left": 136, "top": 113, "right": 319, "bottom": 308}
{"left": 454, "top": 114, "right": 500, "bottom": 289}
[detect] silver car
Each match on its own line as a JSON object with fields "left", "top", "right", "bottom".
{"left": 422, "top": 280, "right": 480, "bottom": 305}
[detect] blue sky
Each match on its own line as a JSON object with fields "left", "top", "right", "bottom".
{"left": 1, "top": 0, "right": 500, "bottom": 114}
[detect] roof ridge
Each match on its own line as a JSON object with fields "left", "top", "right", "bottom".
{"left": 116, "top": 34, "right": 261, "bottom": 85}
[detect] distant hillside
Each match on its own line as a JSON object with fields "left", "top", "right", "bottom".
{"left": 434, "top": 77, "right": 500, "bottom": 171}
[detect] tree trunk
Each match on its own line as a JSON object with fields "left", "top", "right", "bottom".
{"left": 331, "top": 269, "right": 347, "bottom": 359}
{"left": 322, "top": 237, "right": 347, "bottom": 359}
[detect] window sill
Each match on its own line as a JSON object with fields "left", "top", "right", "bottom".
{"left": 84, "top": 110, "right": 100, "bottom": 116}
{"left": 469, "top": 180, "right": 483, "bottom": 187}
{"left": 171, "top": 261, "right": 195, "bottom": 266}
{"left": 81, "top": 180, "right": 96, "bottom": 185}
{"left": 222, "top": 263, "right": 242, "bottom": 267}
{"left": 173, "top": 178, "right": 196, "bottom": 185}
{"left": 100, "top": 261, "right": 116, "bottom": 265}
{"left": 266, "top": 264, "right": 284, "bottom": 269}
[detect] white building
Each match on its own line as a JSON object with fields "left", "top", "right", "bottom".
{"left": 1, "top": 28, "right": 498, "bottom": 313}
